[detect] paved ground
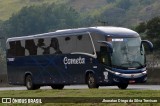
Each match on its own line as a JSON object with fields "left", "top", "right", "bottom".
{"left": 0, "top": 85, "right": 159, "bottom": 91}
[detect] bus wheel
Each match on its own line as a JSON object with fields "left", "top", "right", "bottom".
{"left": 87, "top": 73, "right": 99, "bottom": 88}
{"left": 25, "top": 75, "right": 40, "bottom": 90}
{"left": 51, "top": 85, "right": 64, "bottom": 89}
{"left": 117, "top": 84, "right": 128, "bottom": 89}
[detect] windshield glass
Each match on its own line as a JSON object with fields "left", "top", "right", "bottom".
{"left": 111, "top": 37, "right": 145, "bottom": 69}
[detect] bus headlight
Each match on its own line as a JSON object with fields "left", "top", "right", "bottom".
{"left": 142, "top": 71, "right": 147, "bottom": 74}
{"left": 115, "top": 72, "right": 121, "bottom": 75}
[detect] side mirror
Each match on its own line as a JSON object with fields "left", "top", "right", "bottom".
{"left": 141, "top": 40, "right": 153, "bottom": 52}
{"left": 97, "top": 41, "right": 113, "bottom": 53}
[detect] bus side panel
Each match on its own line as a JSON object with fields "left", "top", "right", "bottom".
{"left": 7, "top": 55, "right": 71, "bottom": 85}
{"left": 7, "top": 55, "right": 114, "bottom": 86}
{"left": 7, "top": 57, "right": 25, "bottom": 85}
{"left": 24, "top": 55, "right": 71, "bottom": 85}
{"left": 63, "top": 54, "right": 95, "bottom": 84}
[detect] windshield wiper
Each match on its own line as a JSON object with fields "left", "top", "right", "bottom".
{"left": 112, "top": 65, "right": 128, "bottom": 70}
{"left": 120, "top": 61, "right": 144, "bottom": 69}
{"left": 131, "top": 61, "right": 143, "bottom": 67}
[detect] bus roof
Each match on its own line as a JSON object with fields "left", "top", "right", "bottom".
{"left": 6, "top": 26, "right": 139, "bottom": 42}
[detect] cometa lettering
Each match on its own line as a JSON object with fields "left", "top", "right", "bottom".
{"left": 63, "top": 57, "right": 85, "bottom": 65}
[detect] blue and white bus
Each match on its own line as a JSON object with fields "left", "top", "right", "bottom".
{"left": 6, "top": 26, "right": 153, "bottom": 90}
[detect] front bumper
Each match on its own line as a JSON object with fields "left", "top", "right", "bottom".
{"left": 100, "top": 68, "right": 147, "bottom": 85}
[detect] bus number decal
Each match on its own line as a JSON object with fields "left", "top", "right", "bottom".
{"left": 7, "top": 58, "right": 15, "bottom": 62}
{"left": 103, "top": 72, "right": 108, "bottom": 81}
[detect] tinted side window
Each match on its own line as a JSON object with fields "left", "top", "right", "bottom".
{"left": 7, "top": 41, "right": 16, "bottom": 57}
{"left": 50, "top": 37, "right": 62, "bottom": 54}
{"left": 7, "top": 41, "right": 25, "bottom": 57}
{"left": 91, "top": 33, "right": 106, "bottom": 52}
{"left": 15, "top": 41, "right": 25, "bottom": 56}
{"left": 34, "top": 37, "right": 62, "bottom": 55}
{"left": 76, "top": 34, "right": 94, "bottom": 54}
{"left": 58, "top": 36, "right": 76, "bottom": 54}
{"left": 25, "top": 39, "right": 37, "bottom": 55}
{"left": 57, "top": 34, "right": 94, "bottom": 54}
{"left": 24, "top": 37, "right": 62, "bottom": 56}
{"left": 37, "top": 38, "right": 45, "bottom": 55}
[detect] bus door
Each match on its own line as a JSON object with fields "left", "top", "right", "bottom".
{"left": 97, "top": 41, "right": 113, "bottom": 83}
{"left": 99, "top": 46, "right": 111, "bottom": 66}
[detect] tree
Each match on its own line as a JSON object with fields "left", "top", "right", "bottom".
{"left": 146, "top": 17, "right": 160, "bottom": 50}
{"left": 116, "top": 0, "right": 131, "bottom": 10}
{"left": 106, "top": 0, "right": 116, "bottom": 3}
{"left": 4, "top": 3, "right": 81, "bottom": 37}
{"left": 146, "top": 17, "right": 160, "bottom": 38}
{"left": 135, "top": 22, "right": 146, "bottom": 33}
{"left": 135, "top": 17, "right": 160, "bottom": 51}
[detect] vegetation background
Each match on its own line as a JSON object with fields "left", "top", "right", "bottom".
{"left": 0, "top": 0, "right": 160, "bottom": 85}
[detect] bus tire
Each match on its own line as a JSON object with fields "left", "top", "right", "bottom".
{"left": 117, "top": 83, "right": 128, "bottom": 89}
{"left": 51, "top": 85, "right": 64, "bottom": 89}
{"left": 25, "top": 75, "right": 40, "bottom": 90}
{"left": 87, "top": 73, "right": 99, "bottom": 89}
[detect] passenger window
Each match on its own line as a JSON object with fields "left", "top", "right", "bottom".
{"left": 8, "top": 41, "right": 16, "bottom": 57}
{"left": 58, "top": 36, "right": 76, "bottom": 54}
{"left": 50, "top": 37, "right": 62, "bottom": 54}
{"left": 25, "top": 39, "right": 37, "bottom": 55}
{"left": 36, "top": 38, "right": 45, "bottom": 55}
{"left": 15, "top": 41, "right": 25, "bottom": 56}
{"left": 76, "top": 34, "right": 94, "bottom": 54}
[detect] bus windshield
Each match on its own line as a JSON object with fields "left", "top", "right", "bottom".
{"left": 111, "top": 37, "right": 145, "bottom": 69}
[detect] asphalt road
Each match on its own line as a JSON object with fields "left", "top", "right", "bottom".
{"left": 0, "top": 85, "right": 160, "bottom": 91}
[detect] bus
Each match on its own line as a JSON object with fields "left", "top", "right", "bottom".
{"left": 6, "top": 26, "right": 153, "bottom": 90}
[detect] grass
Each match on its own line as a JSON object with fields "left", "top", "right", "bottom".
{"left": 0, "top": 89, "right": 160, "bottom": 106}
{"left": 0, "top": 89, "right": 160, "bottom": 97}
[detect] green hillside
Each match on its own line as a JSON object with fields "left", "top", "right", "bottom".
{"left": 0, "top": 0, "right": 67, "bottom": 20}
{"left": 73, "top": 0, "right": 160, "bottom": 27}
{"left": 0, "top": 0, "right": 160, "bottom": 27}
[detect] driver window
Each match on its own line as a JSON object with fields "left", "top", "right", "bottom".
{"left": 100, "top": 46, "right": 110, "bottom": 66}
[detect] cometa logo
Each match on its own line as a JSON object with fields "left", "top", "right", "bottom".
{"left": 63, "top": 57, "right": 85, "bottom": 65}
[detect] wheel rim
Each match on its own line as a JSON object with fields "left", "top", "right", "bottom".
{"left": 88, "top": 74, "right": 95, "bottom": 86}
{"left": 26, "top": 77, "right": 32, "bottom": 89}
